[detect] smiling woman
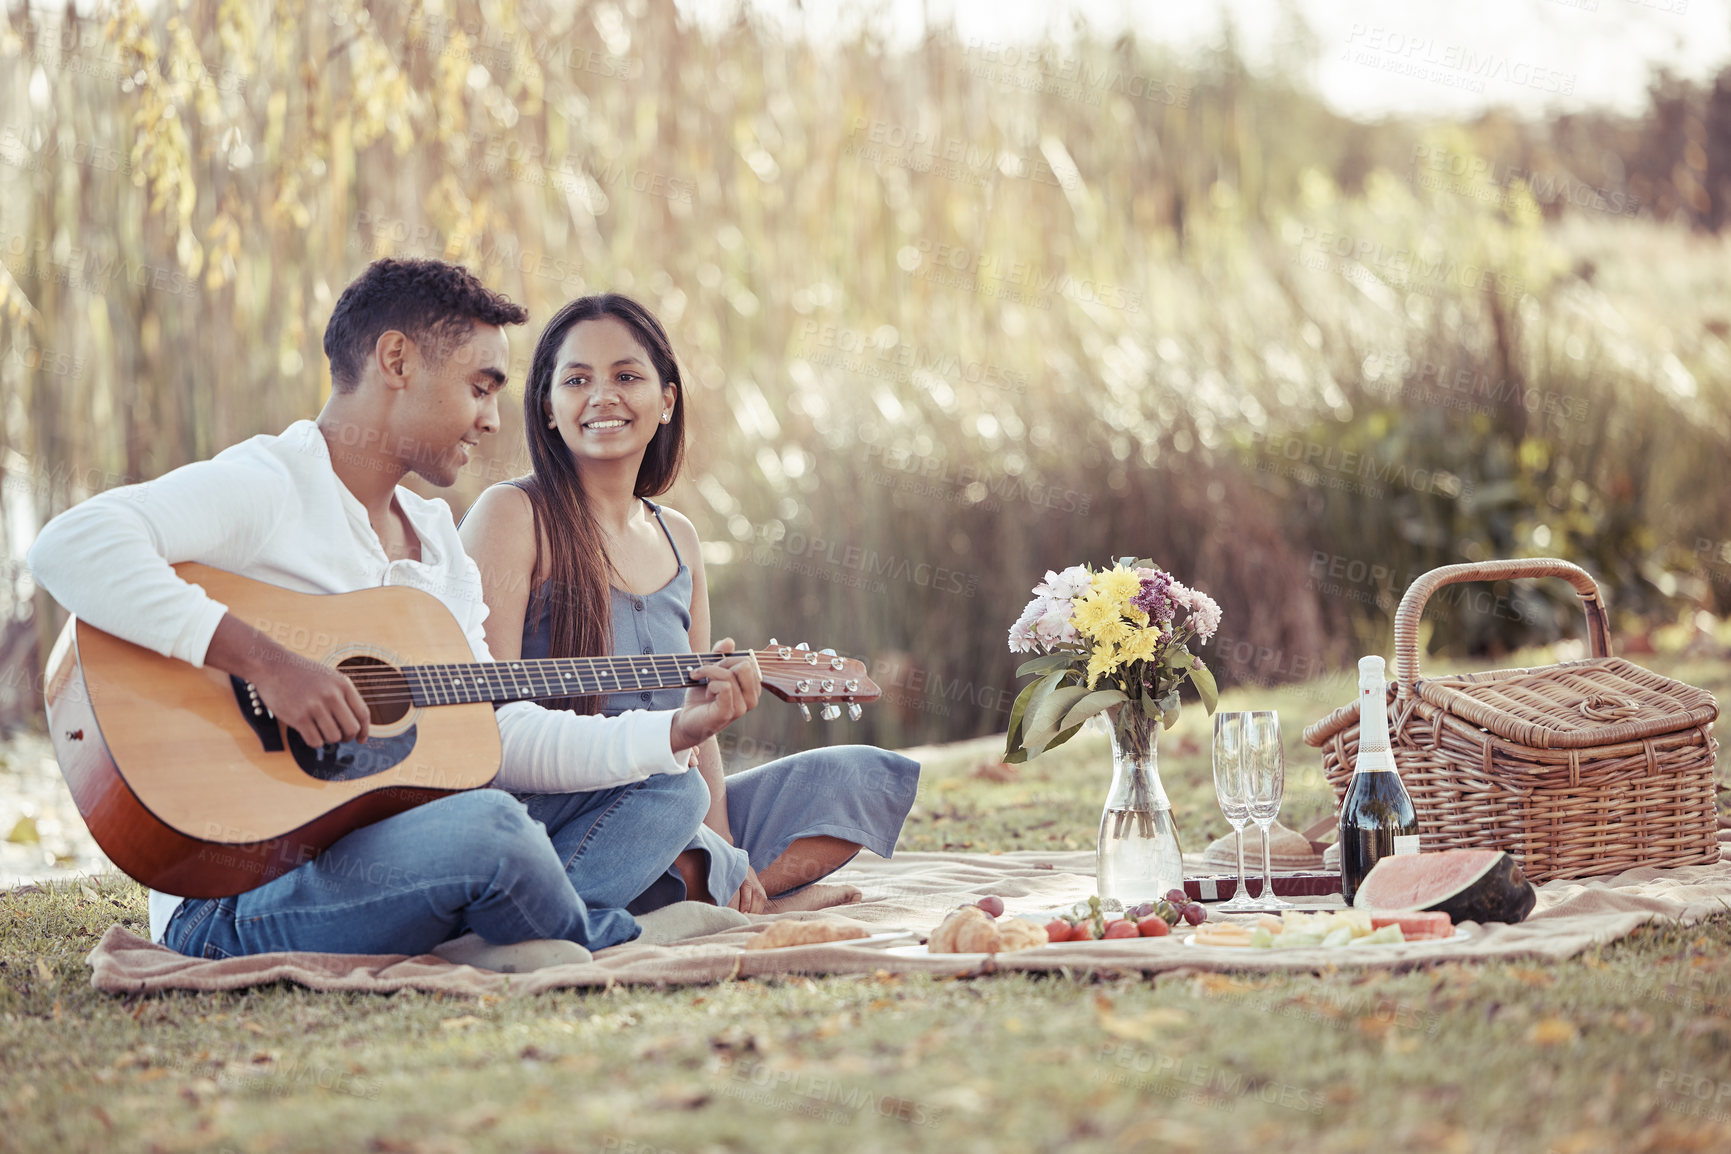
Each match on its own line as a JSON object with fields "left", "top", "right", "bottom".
{"left": 460, "top": 294, "right": 921, "bottom": 915}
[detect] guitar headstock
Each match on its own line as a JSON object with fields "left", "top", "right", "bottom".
{"left": 754, "top": 640, "right": 879, "bottom": 721}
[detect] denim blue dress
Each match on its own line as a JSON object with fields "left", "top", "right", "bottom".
{"left": 520, "top": 499, "right": 920, "bottom": 910}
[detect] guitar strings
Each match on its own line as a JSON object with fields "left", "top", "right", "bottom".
{"left": 336, "top": 654, "right": 843, "bottom": 686}
{"left": 313, "top": 652, "right": 857, "bottom": 705}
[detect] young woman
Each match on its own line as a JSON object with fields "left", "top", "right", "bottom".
{"left": 460, "top": 294, "right": 919, "bottom": 914}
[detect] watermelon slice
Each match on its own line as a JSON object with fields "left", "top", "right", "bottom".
{"left": 1369, "top": 911, "right": 1454, "bottom": 940}
{"left": 1352, "top": 849, "right": 1536, "bottom": 924}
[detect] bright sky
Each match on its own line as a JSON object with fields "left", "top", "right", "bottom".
{"left": 679, "top": 0, "right": 1731, "bottom": 121}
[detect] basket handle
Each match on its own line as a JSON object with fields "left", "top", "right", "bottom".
{"left": 1393, "top": 558, "right": 1612, "bottom": 701}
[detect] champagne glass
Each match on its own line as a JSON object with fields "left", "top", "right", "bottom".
{"left": 1244, "top": 710, "right": 1294, "bottom": 911}
{"left": 1212, "top": 712, "right": 1259, "bottom": 912}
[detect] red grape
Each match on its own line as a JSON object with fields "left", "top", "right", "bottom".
{"left": 975, "top": 896, "right": 1005, "bottom": 918}
{"left": 1182, "top": 903, "right": 1207, "bottom": 926}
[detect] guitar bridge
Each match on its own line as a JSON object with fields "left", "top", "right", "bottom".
{"left": 230, "top": 676, "right": 285, "bottom": 752}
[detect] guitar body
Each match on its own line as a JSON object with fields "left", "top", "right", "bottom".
{"left": 45, "top": 563, "right": 500, "bottom": 898}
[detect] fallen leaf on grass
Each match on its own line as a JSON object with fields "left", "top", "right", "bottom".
{"left": 1099, "top": 1008, "right": 1190, "bottom": 1043}
{"left": 1609, "top": 1010, "right": 1655, "bottom": 1035}
{"left": 1682, "top": 1016, "right": 1731, "bottom": 1038}
{"left": 650, "top": 1084, "right": 711, "bottom": 1110}
{"left": 34, "top": 959, "right": 53, "bottom": 985}
{"left": 1507, "top": 966, "right": 1556, "bottom": 989}
{"left": 814, "top": 1011, "right": 858, "bottom": 1038}
{"left": 971, "top": 760, "right": 1019, "bottom": 783}
{"left": 1188, "top": 973, "right": 1256, "bottom": 997}
{"left": 440, "top": 1015, "right": 487, "bottom": 1031}
{"left": 450, "top": 1104, "right": 500, "bottom": 1131}
{"left": 1527, "top": 1017, "right": 1579, "bottom": 1046}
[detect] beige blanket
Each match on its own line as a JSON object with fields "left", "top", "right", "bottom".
{"left": 85, "top": 849, "right": 1731, "bottom": 996}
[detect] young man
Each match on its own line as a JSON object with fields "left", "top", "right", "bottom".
{"left": 27, "top": 258, "right": 760, "bottom": 970}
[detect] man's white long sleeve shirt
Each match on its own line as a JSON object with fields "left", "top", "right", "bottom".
{"left": 25, "top": 420, "right": 688, "bottom": 941}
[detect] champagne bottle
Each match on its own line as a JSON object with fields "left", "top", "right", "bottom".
{"left": 1338, "top": 655, "right": 1419, "bottom": 905}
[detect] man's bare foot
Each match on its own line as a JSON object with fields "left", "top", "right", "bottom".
{"left": 766, "top": 883, "right": 863, "bottom": 914}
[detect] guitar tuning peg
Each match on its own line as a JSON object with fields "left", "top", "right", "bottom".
{"left": 797, "top": 704, "right": 812, "bottom": 722}
{"left": 820, "top": 704, "right": 841, "bottom": 721}
{"left": 818, "top": 647, "right": 836, "bottom": 656}
{"left": 847, "top": 703, "right": 863, "bottom": 721}
{"left": 794, "top": 641, "right": 809, "bottom": 650}
{"left": 768, "top": 637, "right": 778, "bottom": 646}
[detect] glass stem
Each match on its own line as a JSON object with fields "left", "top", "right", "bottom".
{"left": 1260, "top": 823, "right": 1275, "bottom": 898}
{"left": 1234, "top": 825, "right": 1247, "bottom": 900}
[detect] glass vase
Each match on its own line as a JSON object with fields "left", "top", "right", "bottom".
{"left": 1096, "top": 705, "right": 1185, "bottom": 905}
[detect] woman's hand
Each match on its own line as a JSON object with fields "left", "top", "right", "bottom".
{"left": 732, "top": 866, "right": 770, "bottom": 914}
{"left": 668, "top": 638, "right": 762, "bottom": 752}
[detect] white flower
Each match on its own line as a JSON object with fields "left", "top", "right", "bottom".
{"left": 1008, "top": 597, "right": 1045, "bottom": 653}
{"left": 1033, "top": 600, "right": 1079, "bottom": 647}
{"left": 1032, "top": 565, "right": 1091, "bottom": 601}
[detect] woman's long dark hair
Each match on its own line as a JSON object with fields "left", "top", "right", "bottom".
{"left": 519, "top": 294, "right": 688, "bottom": 711}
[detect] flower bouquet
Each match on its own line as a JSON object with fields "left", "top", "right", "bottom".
{"left": 1005, "top": 558, "right": 1222, "bottom": 902}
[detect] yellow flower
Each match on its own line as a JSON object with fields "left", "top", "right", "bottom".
{"left": 1091, "top": 566, "right": 1142, "bottom": 610}
{"left": 1069, "top": 592, "right": 1121, "bottom": 640}
{"left": 1118, "top": 626, "right": 1160, "bottom": 668}
{"left": 1086, "top": 643, "right": 1123, "bottom": 689}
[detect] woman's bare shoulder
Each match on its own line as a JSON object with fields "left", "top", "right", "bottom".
{"left": 654, "top": 502, "right": 704, "bottom": 555}
{"left": 460, "top": 483, "right": 539, "bottom": 570}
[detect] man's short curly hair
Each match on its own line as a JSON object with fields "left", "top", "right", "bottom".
{"left": 323, "top": 258, "right": 530, "bottom": 392}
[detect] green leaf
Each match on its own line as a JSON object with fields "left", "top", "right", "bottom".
{"left": 1060, "top": 688, "right": 1128, "bottom": 732}
{"left": 1006, "top": 669, "right": 1066, "bottom": 759}
{"left": 1003, "top": 747, "right": 1029, "bottom": 765}
{"left": 1140, "top": 692, "right": 1163, "bottom": 719}
{"left": 1024, "top": 684, "right": 1093, "bottom": 750}
{"left": 1003, "top": 676, "right": 1041, "bottom": 759}
{"left": 1020, "top": 668, "right": 1066, "bottom": 731}
{"left": 1016, "top": 652, "right": 1074, "bottom": 677}
{"left": 1190, "top": 663, "right": 1219, "bottom": 713}
{"left": 1162, "top": 702, "right": 1181, "bottom": 730}
{"left": 1036, "top": 722, "right": 1085, "bottom": 757}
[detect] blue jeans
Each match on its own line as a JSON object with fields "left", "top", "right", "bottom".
{"left": 163, "top": 771, "right": 710, "bottom": 958}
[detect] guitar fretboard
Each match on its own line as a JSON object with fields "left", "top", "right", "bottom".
{"left": 402, "top": 653, "right": 730, "bottom": 707}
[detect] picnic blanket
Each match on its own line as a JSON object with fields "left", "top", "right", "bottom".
{"left": 85, "top": 846, "right": 1731, "bottom": 996}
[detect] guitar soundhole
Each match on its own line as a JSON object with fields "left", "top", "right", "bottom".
{"left": 338, "top": 655, "right": 411, "bottom": 725}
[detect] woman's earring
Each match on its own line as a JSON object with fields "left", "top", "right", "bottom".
{"left": 661, "top": 412, "right": 671, "bottom": 423}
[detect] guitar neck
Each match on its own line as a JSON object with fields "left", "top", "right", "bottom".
{"left": 402, "top": 653, "right": 731, "bottom": 707}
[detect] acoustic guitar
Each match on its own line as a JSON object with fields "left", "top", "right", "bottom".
{"left": 42, "top": 563, "right": 880, "bottom": 898}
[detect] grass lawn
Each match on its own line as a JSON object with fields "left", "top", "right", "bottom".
{"left": 2, "top": 649, "right": 1729, "bottom": 1154}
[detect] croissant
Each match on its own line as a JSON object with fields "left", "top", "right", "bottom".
{"left": 745, "top": 918, "right": 869, "bottom": 950}
{"left": 928, "top": 907, "right": 1049, "bottom": 954}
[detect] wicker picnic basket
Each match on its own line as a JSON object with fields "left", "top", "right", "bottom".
{"left": 1302, "top": 558, "right": 1722, "bottom": 883}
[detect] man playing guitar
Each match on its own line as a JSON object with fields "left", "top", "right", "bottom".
{"left": 27, "top": 258, "right": 762, "bottom": 971}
